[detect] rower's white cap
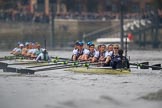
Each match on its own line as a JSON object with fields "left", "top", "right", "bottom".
{"left": 19, "top": 44, "right": 24, "bottom": 47}
{"left": 17, "top": 41, "right": 21, "bottom": 45}
{"left": 25, "top": 42, "right": 29, "bottom": 46}
{"left": 42, "top": 48, "right": 46, "bottom": 52}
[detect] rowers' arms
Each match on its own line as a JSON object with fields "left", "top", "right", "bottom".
{"left": 105, "top": 56, "right": 111, "bottom": 64}
{"left": 72, "top": 54, "right": 77, "bottom": 61}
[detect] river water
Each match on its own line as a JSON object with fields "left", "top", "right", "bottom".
{"left": 0, "top": 50, "right": 162, "bottom": 108}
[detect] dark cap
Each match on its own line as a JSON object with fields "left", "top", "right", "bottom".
{"left": 79, "top": 41, "right": 84, "bottom": 46}
{"left": 76, "top": 41, "right": 84, "bottom": 46}
{"left": 87, "top": 41, "right": 93, "bottom": 46}
{"left": 89, "top": 43, "right": 95, "bottom": 46}
{"left": 75, "top": 41, "right": 79, "bottom": 45}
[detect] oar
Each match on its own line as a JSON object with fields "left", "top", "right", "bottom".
{"left": 0, "top": 57, "right": 7, "bottom": 61}
{"left": 0, "top": 60, "right": 47, "bottom": 67}
{"left": 0, "top": 56, "right": 14, "bottom": 61}
{"left": 25, "top": 61, "right": 106, "bottom": 73}
{"left": 17, "top": 63, "right": 88, "bottom": 74}
{"left": 0, "top": 55, "right": 26, "bottom": 60}
{"left": 27, "top": 59, "right": 107, "bottom": 69}
{"left": 149, "top": 64, "right": 161, "bottom": 70}
{"left": 26, "top": 59, "right": 92, "bottom": 68}
{"left": 10, "top": 60, "right": 92, "bottom": 74}
{"left": 51, "top": 56, "right": 71, "bottom": 61}
{"left": 26, "top": 61, "right": 72, "bottom": 68}
{"left": 130, "top": 62, "right": 162, "bottom": 70}
{"left": 130, "top": 62, "right": 149, "bottom": 69}
{"left": 0, "top": 56, "right": 85, "bottom": 70}
{"left": 0, "top": 62, "right": 8, "bottom": 69}
{"left": 139, "top": 62, "right": 149, "bottom": 69}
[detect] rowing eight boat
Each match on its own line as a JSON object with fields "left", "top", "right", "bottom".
{"left": 1, "top": 56, "right": 131, "bottom": 74}
{"left": 67, "top": 67, "right": 130, "bottom": 74}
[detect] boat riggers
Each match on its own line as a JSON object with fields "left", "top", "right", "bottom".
{"left": 0, "top": 56, "right": 85, "bottom": 71}
{"left": 12, "top": 62, "right": 91, "bottom": 74}
{"left": 0, "top": 56, "right": 73, "bottom": 69}
{"left": 26, "top": 57, "right": 91, "bottom": 68}
{"left": 3, "top": 59, "right": 100, "bottom": 74}
{"left": 0, "top": 60, "right": 47, "bottom": 69}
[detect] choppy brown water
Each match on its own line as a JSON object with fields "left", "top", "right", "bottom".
{"left": 0, "top": 50, "right": 162, "bottom": 108}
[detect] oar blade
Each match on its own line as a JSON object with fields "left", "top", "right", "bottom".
{"left": 140, "top": 62, "right": 149, "bottom": 69}
{"left": 3, "top": 67, "right": 17, "bottom": 72}
{"left": 17, "top": 69, "right": 35, "bottom": 74}
{"left": 151, "top": 64, "right": 161, "bottom": 70}
{"left": 0, "top": 62, "right": 8, "bottom": 69}
{"left": 3, "top": 66, "right": 35, "bottom": 74}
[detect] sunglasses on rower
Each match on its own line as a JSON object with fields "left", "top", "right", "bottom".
{"left": 114, "top": 47, "right": 119, "bottom": 49}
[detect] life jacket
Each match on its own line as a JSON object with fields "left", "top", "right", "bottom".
{"left": 111, "top": 53, "right": 129, "bottom": 69}
{"left": 111, "top": 53, "right": 121, "bottom": 62}
{"left": 35, "top": 48, "right": 42, "bottom": 56}
{"left": 110, "top": 53, "right": 122, "bottom": 69}
{"left": 98, "top": 51, "right": 106, "bottom": 61}
{"left": 99, "top": 51, "right": 106, "bottom": 57}
{"left": 88, "top": 51, "right": 95, "bottom": 58}
{"left": 76, "top": 49, "right": 84, "bottom": 58}
{"left": 36, "top": 52, "right": 49, "bottom": 61}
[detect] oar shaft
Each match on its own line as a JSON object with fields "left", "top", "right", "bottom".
{"left": 51, "top": 56, "right": 71, "bottom": 61}
{"left": 18, "top": 64, "right": 83, "bottom": 73}
{"left": 34, "top": 65, "right": 74, "bottom": 72}
{"left": 27, "top": 60, "right": 91, "bottom": 68}
{"left": 148, "top": 65, "right": 162, "bottom": 70}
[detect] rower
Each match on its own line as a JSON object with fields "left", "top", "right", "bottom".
{"left": 36, "top": 48, "right": 50, "bottom": 62}
{"left": 104, "top": 44, "right": 113, "bottom": 66}
{"left": 87, "top": 43, "right": 96, "bottom": 61}
{"left": 71, "top": 41, "right": 88, "bottom": 61}
{"left": 31, "top": 44, "right": 43, "bottom": 58}
{"left": 118, "top": 49, "right": 130, "bottom": 69}
{"left": 10, "top": 42, "right": 21, "bottom": 54}
{"left": 107, "top": 44, "right": 123, "bottom": 69}
{"left": 12, "top": 44, "right": 24, "bottom": 56}
{"left": 82, "top": 42, "right": 96, "bottom": 61}
{"left": 21, "top": 42, "right": 30, "bottom": 56}
{"left": 92, "top": 44, "right": 107, "bottom": 62}
{"left": 106, "top": 44, "right": 113, "bottom": 56}
{"left": 72, "top": 41, "right": 79, "bottom": 56}
{"left": 26, "top": 42, "right": 35, "bottom": 58}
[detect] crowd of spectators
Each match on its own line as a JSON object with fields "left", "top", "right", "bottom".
{"left": 0, "top": 9, "right": 50, "bottom": 23}
{"left": 0, "top": 8, "right": 162, "bottom": 24}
